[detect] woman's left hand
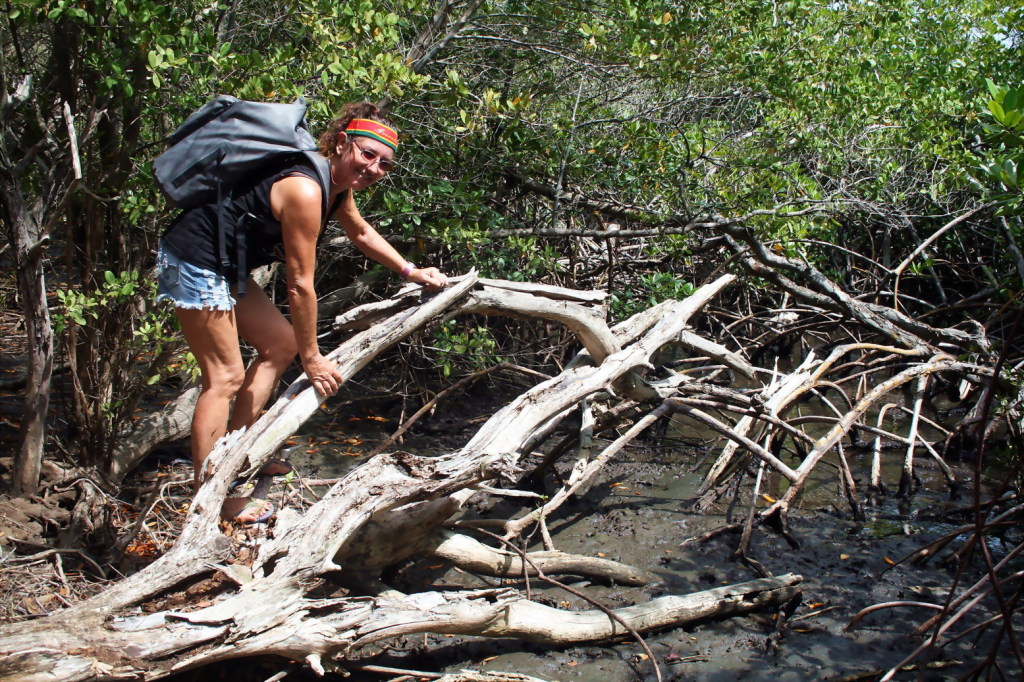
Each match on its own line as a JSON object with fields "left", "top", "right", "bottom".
{"left": 407, "top": 267, "right": 448, "bottom": 290}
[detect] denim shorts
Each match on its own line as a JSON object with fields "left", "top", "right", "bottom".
{"left": 156, "top": 243, "right": 236, "bottom": 311}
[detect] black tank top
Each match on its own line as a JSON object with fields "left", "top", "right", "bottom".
{"left": 161, "top": 157, "right": 342, "bottom": 275}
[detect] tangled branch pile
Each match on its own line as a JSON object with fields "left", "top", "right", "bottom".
{"left": 0, "top": 252, "right": 1019, "bottom": 680}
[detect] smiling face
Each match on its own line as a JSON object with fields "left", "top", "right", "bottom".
{"left": 330, "top": 133, "right": 395, "bottom": 191}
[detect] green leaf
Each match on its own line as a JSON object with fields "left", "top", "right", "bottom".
{"left": 1003, "top": 159, "right": 1018, "bottom": 188}
{"left": 1004, "top": 89, "right": 1019, "bottom": 112}
{"left": 989, "top": 99, "right": 1006, "bottom": 122}
{"left": 104, "top": 271, "right": 117, "bottom": 285}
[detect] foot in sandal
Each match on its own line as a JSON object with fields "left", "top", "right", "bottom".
{"left": 223, "top": 498, "right": 275, "bottom": 524}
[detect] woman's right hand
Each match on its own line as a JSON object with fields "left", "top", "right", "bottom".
{"left": 407, "top": 266, "right": 448, "bottom": 290}
{"left": 303, "top": 353, "right": 344, "bottom": 396}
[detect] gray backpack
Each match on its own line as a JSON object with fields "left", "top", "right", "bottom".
{"left": 154, "top": 95, "right": 331, "bottom": 295}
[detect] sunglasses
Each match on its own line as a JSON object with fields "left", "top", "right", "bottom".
{"left": 351, "top": 138, "right": 396, "bottom": 173}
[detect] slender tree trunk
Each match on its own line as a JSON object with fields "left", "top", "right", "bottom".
{"left": 10, "top": 215, "right": 53, "bottom": 495}
{"left": 0, "top": 77, "right": 60, "bottom": 496}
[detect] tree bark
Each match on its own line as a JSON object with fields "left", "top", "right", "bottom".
{"left": 10, "top": 230, "right": 52, "bottom": 496}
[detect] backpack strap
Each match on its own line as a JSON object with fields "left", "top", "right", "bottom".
{"left": 235, "top": 213, "right": 250, "bottom": 296}
{"left": 212, "top": 148, "right": 243, "bottom": 296}
{"left": 302, "top": 151, "right": 332, "bottom": 223}
{"left": 214, "top": 170, "right": 254, "bottom": 297}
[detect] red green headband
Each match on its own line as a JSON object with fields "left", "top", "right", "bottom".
{"left": 345, "top": 118, "right": 399, "bottom": 151}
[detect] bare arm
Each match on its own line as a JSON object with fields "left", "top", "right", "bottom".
{"left": 335, "top": 191, "right": 447, "bottom": 289}
{"left": 272, "top": 175, "right": 343, "bottom": 395}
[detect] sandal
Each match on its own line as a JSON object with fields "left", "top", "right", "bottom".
{"left": 230, "top": 499, "right": 275, "bottom": 525}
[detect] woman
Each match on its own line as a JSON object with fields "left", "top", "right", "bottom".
{"left": 157, "top": 102, "right": 447, "bottom": 523}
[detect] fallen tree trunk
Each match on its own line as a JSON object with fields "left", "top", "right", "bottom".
{"left": 0, "top": 574, "right": 801, "bottom": 681}
{"left": 0, "top": 274, "right": 809, "bottom": 681}
{"left": 4, "top": 254, "right": 1013, "bottom": 682}
{"left": 106, "top": 386, "right": 200, "bottom": 484}
{"left": 455, "top": 573, "right": 802, "bottom": 645}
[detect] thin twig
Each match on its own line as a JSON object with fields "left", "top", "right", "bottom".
{"left": 369, "top": 362, "right": 549, "bottom": 457}
{"left": 7, "top": 540, "right": 106, "bottom": 579}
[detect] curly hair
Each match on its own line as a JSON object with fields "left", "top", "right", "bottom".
{"left": 318, "top": 102, "right": 396, "bottom": 158}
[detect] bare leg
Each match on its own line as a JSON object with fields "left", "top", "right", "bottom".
{"left": 231, "top": 280, "right": 298, "bottom": 476}
{"left": 228, "top": 279, "right": 298, "bottom": 431}
{"left": 174, "top": 280, "right": 298, "bottom": 521}
{"left": 175, "top": 306, "right": 245, "bottom": 490}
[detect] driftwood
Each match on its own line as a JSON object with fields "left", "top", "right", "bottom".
{"left": 0, "top": 273, "right": 810, "bottom": 681}
{"left": 3, "top": 252, "right": 1009, "bottom": 681}
{"left": 425, "top": 530, "right": 661, "bottom": 585}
